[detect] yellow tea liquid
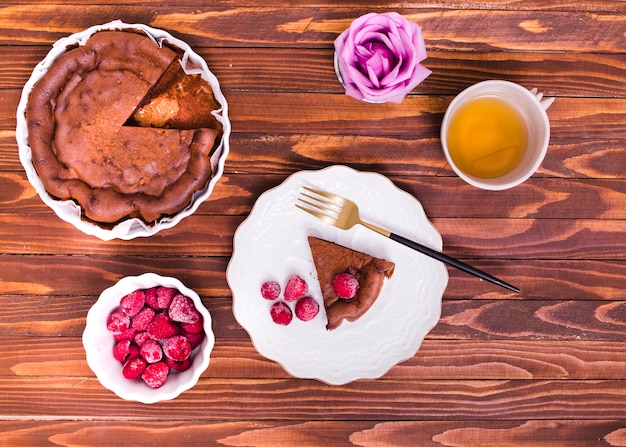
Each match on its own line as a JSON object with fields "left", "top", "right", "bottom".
{"left": 447, "top": 96, "right": 527, "bottom": 178}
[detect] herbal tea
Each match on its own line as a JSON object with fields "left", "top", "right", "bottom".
{"left": 446, "top": 96, "right": 527, "bottom": 178}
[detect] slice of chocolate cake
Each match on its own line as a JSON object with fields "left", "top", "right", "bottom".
{"left": 307, "top": 236, "right": 395, "bottom": 330}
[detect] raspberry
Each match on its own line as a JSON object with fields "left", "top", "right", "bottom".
{"left": 113, "top": 327, "right": 136, "bottom": 341}
{"left": 182, "top": 329, "right": 205, "bottom": 349}
{"left": 333, "top": 273, "right": 359, "bottom": 299}
{"left": 131, "top": 306, "right": 155, "bottom": 331}
{"left": 106, "top": 310, "right": 130, "bottom": 335}
{"left": 141, "top": 362, "right": 169, "bottom": 388}
{"left": 113, "top": 339, "right": 132, "bottom": 362}
{"left": 163, "top": 335, "right": 192, "bottom": 361}
{"left": 140, "top": 338, "right": 163, "bottom": 363}
{"left": 169, "top": 294, "right": 201, "bottom": 324}
{"left": 156, "top": 287, "right": 178, "bottom": 309}
{"left": 260, "top": 281, "right": 281, "bottom": 300}
{"left": 134, "top": 330, "right": 151, "bottom": 347}
{"left": 284, "top": 275, "right": 308, "bottom": 301}
{"left": 181, "top": 317, "right": 204, "bottom": 334}
{"left": 295, "top": 296, "right": 319, "bottom": 322}
{"left": 147, "top": 313, "right": 179, "bottom": 340}
{"left": 166, "top": 357, "right": 192, "bottom": 372}
{"left": 120, "top": 290, "right": 145, "bottom": 317}
{"left": 123, "top": 357, "right": 146, "bottom": 380}
{"left": 144, "top": 286, "right": 159, "bottom": 309}
{"left": 270, "top": 301, "right": 293, "bottom": 325}
{"left": 128, "top": 343, "right": 140, "bottom": 361}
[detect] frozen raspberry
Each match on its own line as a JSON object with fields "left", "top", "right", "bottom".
{"left": 113, "top": 339, "right": 132, "bottom": 362}
{"left": 131, "top": 306, "right": 155, "bottom": 331}
{"left": 182, "top": 329, "right": 205, "bottom": 349}
{"left": 147, "top": 313, "right": 179, "bottom": 340}
{"left": 140, "top": 339, "right": 163, "bottom": 363}
{"left": 284, "top": 275, "right": 308, "bottom": 301}
{"left": 260, "top": 281, "right": 281, "bottom": 300}
{"left": 106, "top": 310, "right": 130, "bottom": 335}
{"left": 169, "top": 294, "right": 201, "bottom": 324}
{"left": 270, "top": 301, "right": 293, "bottom": 325}
{"left": 333, "top": 273, "right": 359, "bottom": 299}
{"left": 120, "top": 290, "right": 145, "bottom": 317}
{"left": 181, "top": 317, "right": 203, "bottom": 334}
{"left": 123, "top": 357, "right": 146, "bottom": 380}
{"left": 144, "top": 287, "right": 159, "bottom": 309}
{"left": 141, "top": 362, "right": 169, "bottom": 388}
{"left": 127, "top": 343, "right": 140, "bottom": 361}
{"left": 163, "top": 335, "right": 192, "bottom": 362}
{"left": 134, "top": 330, "right": 151, "bottom": 347}
{"left": 113, "top": 327, "right": 136, "bottom": 341}
{"left": 156, "top": 287, "right": 178, "bottom": 309}
{"left": 166, "top": 357, "right": 192, "bottom": 372}
{"left": 295, "top": 296, "right": 319, "bottom": 322}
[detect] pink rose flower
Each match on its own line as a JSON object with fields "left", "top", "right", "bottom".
{"left": 334, "top": 12, "right": 431, "bottom": 104}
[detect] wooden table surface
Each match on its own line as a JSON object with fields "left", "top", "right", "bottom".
{"left": 2, "top": 1, "right": 626, "bottom": 445}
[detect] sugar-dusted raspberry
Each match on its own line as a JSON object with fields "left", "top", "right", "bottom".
{"left": 284, "top": 275, "right": 308, "bottom": 301}
{"left": 169, "top": 294, "right": 201, "bottom": 324}
{"left": 113, "top": 339, "right": 132, "bottom": 362}
{"left": 106, "top": 310, "right": 130, "bottom": 335}
{"left": 181, "top": 317, "right": 203, "bottom": 334}
{"left": 333, "top": 273, "right": 359, "bottom": 299}
{"left": 128, "top": 343, "right": 140, "bottom": 361}
{"left": 163, "top": 335, "right": 192, "bottom": 362}
{"left": 182, "top": 329, "right": 205, "bottom": 349}
{"left": 166, "top": 357, "right": 192, "bottom": 372}
{"left": 270, "top": 301, "right": 293, "bottom": 325}
{"left": 131, "top": 306, "right": 155, "bottom": 331}
{"left": 156, "top": 287, "right": 178, "bottom": 309}
{"left": 120, "top": 290, "right": 145, "bottom": 317}
{"left": 260, "top": 280, "right": 281, "bottom": 300}
{"left": 123, "top": 356, "right": 146, "bottom": 380}
{"left": 113, "top": 327, "right": 136, "bottom": 341}
{"left": 144, "top": 286, "right": 159, "bottom": 309}
{"left": 141, "top": 361, "right": 169, "bottom": 388}
{"left": 134, "top": 330, "right": 151, "bottom": 347}
{"left": 140, "top": 338, "right": 163, "bottom": 363}
{"left": 147, "top": 313, "right": 179, "bottom": 340}
{"left": 295, "top": 296, "right": 319, "bottom": 322}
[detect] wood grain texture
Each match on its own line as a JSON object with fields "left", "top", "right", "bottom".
{"left": 1, "top": 1, "right": 625, "bottom": 444}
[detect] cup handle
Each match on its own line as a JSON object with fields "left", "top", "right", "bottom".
{"left": 529, "top": 87, "right": 554, "bottom": 111}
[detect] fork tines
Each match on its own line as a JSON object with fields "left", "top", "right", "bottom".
{"left": 295, "top": 187, "right": 342, "bottom": 223}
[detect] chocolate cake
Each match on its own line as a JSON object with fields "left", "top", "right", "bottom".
{"left": 24, "top": 29, "right": 222, "bottom": 226}
{"left": 307, "top": 236, "right": 395, "bottom": 330}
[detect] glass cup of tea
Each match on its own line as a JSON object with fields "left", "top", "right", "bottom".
{"left": 440, "top": 80, "right": 554, "bottom": 190}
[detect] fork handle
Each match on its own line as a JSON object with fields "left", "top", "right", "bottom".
{"left": 388, "top": 233, "right": 519, "bottom": 293}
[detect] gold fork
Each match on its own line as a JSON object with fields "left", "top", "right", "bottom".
{"left": 296, "top": 186, "right": 519, "bottom": 293}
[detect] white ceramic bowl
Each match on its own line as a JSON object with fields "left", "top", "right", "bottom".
{"left": 16, "top": 20, "right": 231, "bottom": 240}
{"left": 82, "top": 273, "right": 214, "bottom": 404}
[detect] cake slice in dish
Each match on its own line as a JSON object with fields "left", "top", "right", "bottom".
{"left": 307, "top": 236, "right": 395, "bottom": 330}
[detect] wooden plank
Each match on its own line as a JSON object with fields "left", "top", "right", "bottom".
{"left": 4, "top": 47, "right": 626, "bottom": 97}
{"left": 0, "top": 419, "right": 624, "bottom": 447}
{"left": 4, "top": 337, "right": 626, "bottom": 380}
{"left": 0, "top": 376, "right": 625, "bottom": 420}
{"left": 0, "top": 6, "right": 624, "bottom": 53}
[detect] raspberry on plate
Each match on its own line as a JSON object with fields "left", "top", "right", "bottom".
{"left": 113, "top": 339, "right": 132, "bottom": 362}
{"left": 106, "top": 310, "right": 130, "bottom": 335}
{"left": 270, "top": 301, "right": 293, "bottom": 325}
{"left": 284, "top": 275, "right": 308, "bottom": 301}
{"left": 147, "top": 313, "right": 179, "bottom": 340}
{"left": 156, "top": 287, "right": 178, "bottom": 309}
{"left": 141, "top": 362, "right": 169, "bottom": 388}
{"left": 295, "top": 296, "right": 319, "bottom": 322}
{"left": 333, "top": 273, "right": 360, "bottom": 299}
{"left": 140, "top": 338, "right": 163, "bottom": 363}
{"left": 131, "top": 306, "right": 155, "bottom": 331}
{"left": 260, "top": 280, "right": 281, "bottom": 300}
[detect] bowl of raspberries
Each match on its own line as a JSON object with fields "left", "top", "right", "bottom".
{"left": 82, "top": 273, "right": 214, "bottom": 403}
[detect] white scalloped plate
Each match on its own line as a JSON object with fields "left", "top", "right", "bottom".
{"left": 16, "top": 20, "right": 230, "bottom": 240}
{"left": 227, "top": 165, "right": 448, "bottom": 385}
